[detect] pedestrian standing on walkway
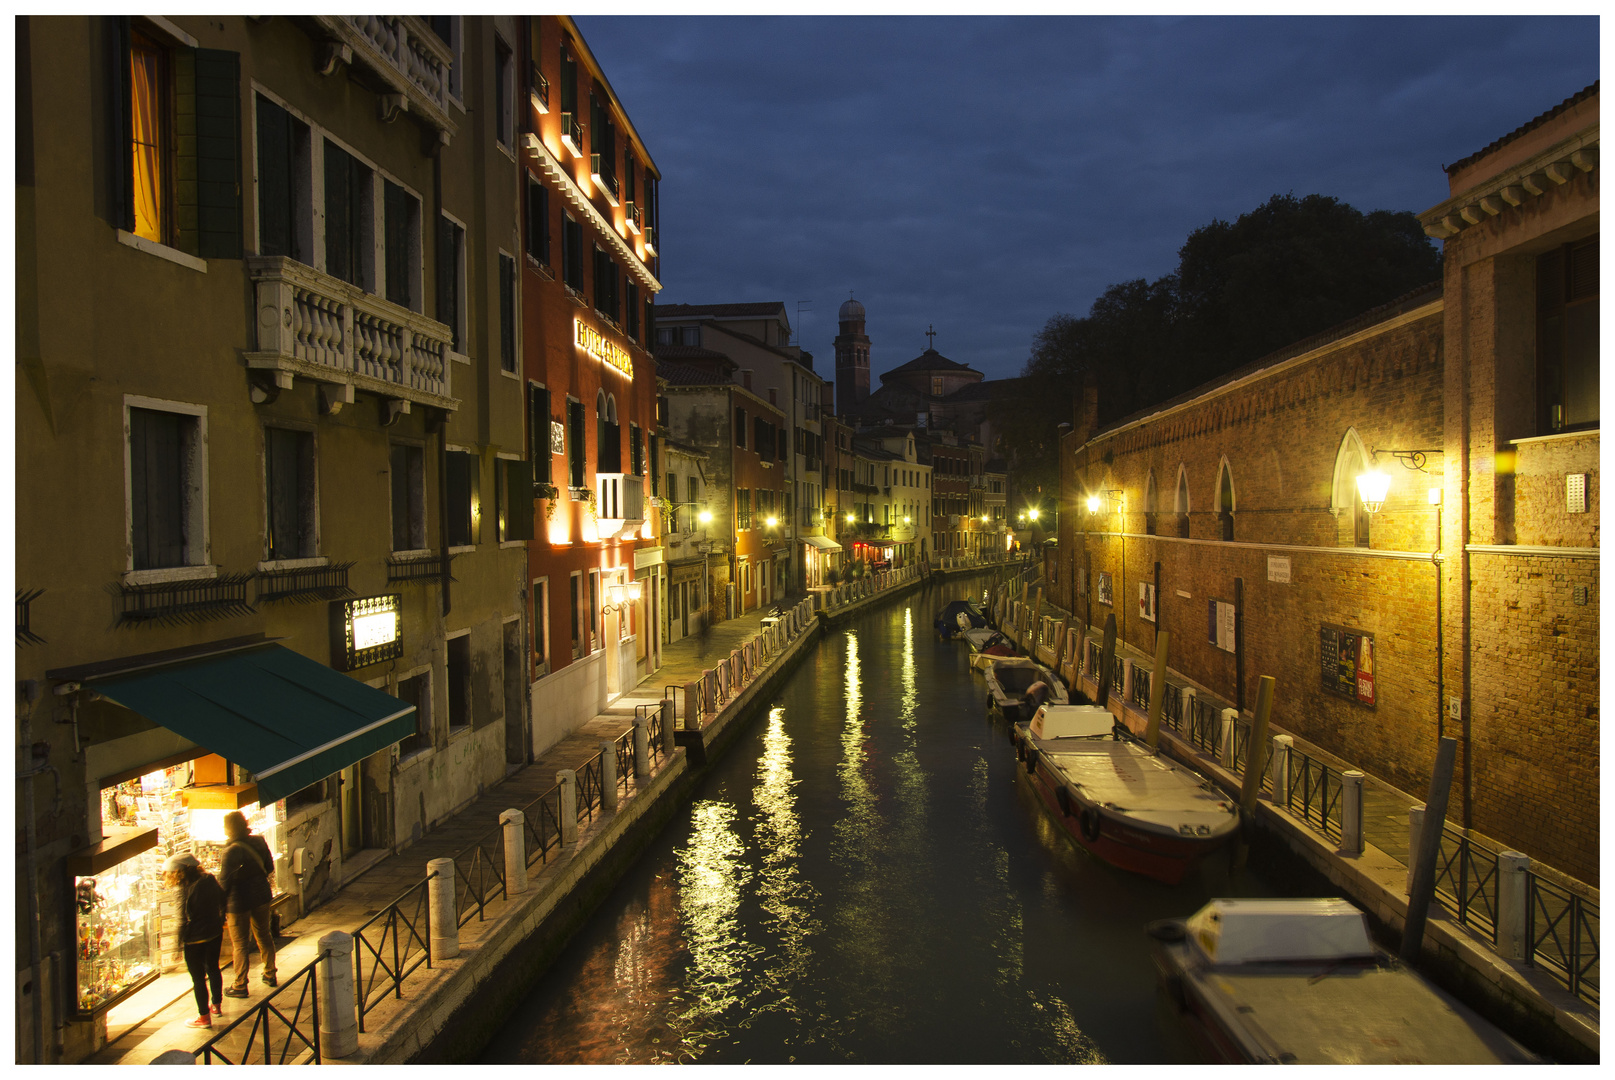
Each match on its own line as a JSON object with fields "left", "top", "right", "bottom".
{"left": 219, "top": 810, "right": 278, "bottom": 996}
{"left": 164, "top": 853, "right": 224, "bottom": 1029}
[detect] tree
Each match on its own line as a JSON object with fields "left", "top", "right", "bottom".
{"left": 997, "top": 193, "right": 1440, "bottom": 489}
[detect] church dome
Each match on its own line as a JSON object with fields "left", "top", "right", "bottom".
{"left": 839, "top": 297, "right": 866, "bottom": 321}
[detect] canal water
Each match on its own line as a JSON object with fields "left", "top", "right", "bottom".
{"left": 480, "top": 578, "right": 1291, "bottom": 1064}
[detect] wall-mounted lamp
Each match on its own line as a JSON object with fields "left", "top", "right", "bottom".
{"left": 1085, "top": 489, "right": 1123, "bottom": 515}
{"left": 698, "top": 510, "right": 713, "bottom": 525}
{"left": 765, "top": 515, "right": 778, "bottom": 529}
{"left": 1356, "top": 448, "right": 1441, "bottom": 515}
{"left": 601, "top": 579, "right": 644, "bottom": 616}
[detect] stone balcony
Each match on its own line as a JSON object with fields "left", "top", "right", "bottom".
{"left": 596, "top": 473, "right": 646, "bottom": 541}
{"left": 310, "top": 16, "right": 457, "bottom": 138}
{"left": 245, "top": 256, "right": 458, "bottom": 413}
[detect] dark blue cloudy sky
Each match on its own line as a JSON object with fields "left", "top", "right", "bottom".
{"left": 576, "top": 15, "right": 1599, "bottom": 381}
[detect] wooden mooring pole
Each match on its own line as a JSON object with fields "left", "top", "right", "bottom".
{"left": 1234, "top": 675, "right": 1275, "bottom": 868}
{"left": 1401, "top": 736, "right": 1458, "bottom": 964}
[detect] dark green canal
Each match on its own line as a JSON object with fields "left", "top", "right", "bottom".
{"left": 479, "top": 577, "right": 1294, "bottom": 1064}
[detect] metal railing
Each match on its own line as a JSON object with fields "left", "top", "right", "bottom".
{"left": 614, "top": 728, "right": 635, "bottom": 797}
{"left": 1185, "top": 694, "right": 1222, "bottom": 756}
{"left": 577, "top": 752, "right": 605, "bottom": 821}
{"left": 1109, "top": 659, "right": 1124, "bottom": 698}
{"left": 1430, "top": 825, "right": 1500, "bottom": 941}
{"left": 453, "top": 825, "right": 507, "bottom": 927}
{"left": 198, "top": 952, "right": 324, "bottom": 1064}
{"left": 638, "top": 702, "right": 667, "bottom": 766}
{"left": 1130, "top": 666, "right": 1151, "bottom": 711}
{"left": 1161, "top": 682, "right": 1183, "bottom": 727}
{"left": 522, "top": 785, "right": 564, "bottom": 870}
{"left": 1278, "top": 750, "right": 1343, "bottom": 841}
{"left": 353, "top": 873, "right": 433, "bottom": 1033}
{"left": 1527, "top": 874, "right": 1599, "bottom": 1005}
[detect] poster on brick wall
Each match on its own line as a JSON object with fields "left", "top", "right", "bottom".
{"left": 1077, "top": 567, "right": 1087, "bottom": 597}
{"left": 1096, "top": 571, "right": 1112, "bottom": 607}
{"left": 1139, "top": 582, "right": 1156, "bottom": 623}
{"left": 1208, "top": 599, "right": 1235, "bottom": 652}
{"left": 1320, "top": 624, "right": 1375, "bottom": 706}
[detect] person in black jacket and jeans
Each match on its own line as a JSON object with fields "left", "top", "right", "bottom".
{"left": 164, "top": 853, "right": 224, "bottom": 1028}
{"left": 219, "top": 811, "right": 278, "bottom": 996}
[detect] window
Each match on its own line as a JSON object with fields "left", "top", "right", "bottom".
{"left": 569, "top": 571, "right": 582, "bottom": 659}
{"left": 567, "top": 398, "right": 586, "bottom": 488}
{"left": 597, "top": 392, "right": 621, "bottom": 473}
{"left": 447, "top": 634, "right": 472, "bottom": 734}
{"left": 127, "top": 403, "right": 206, "bottom": 571}
{"left": 383, "top": 181, "right": 421, "bottom": 310}
{"left": 324, "top": 140, "right": 372, "bottom": 289}
{"left": 427, "top": 16, "right": 462, "bottom": 101}
{"left": 531, "top": 577, "right": 550, "bottom": 677}
{"left": 525, "top": 172, "right": 550, "bottom": 265}
{"left": 255, "top": 94, "right": 310, "bottom": 261}
{"left": 1538, "top": 235, "right": 1599, "bottom": 433}
{"left": 777, "top": 428, "right": 788, "bottom": 462}
{"left": 681, "top": 326, "right": 699, "bottom": 347}
{"left": 688, "top": 475, "right": 699, "bottom": 505}
{"left": 588, "top": 570, "right": 600, "bottom": 651}
{"left": 528, "top": 384, "right": 552, "bottom": 484}
{"left": 562, "top": 214, "right": 584, "bottom": 291}
{"left": 630, "top": 424, "right": 643, "bottom": 475}
{"left": 436, "top": 215, "right": 466, "bottom": 352}
{"left": 493, "top": 36, "right": 514, "bottom": 150}
{"left": 525, "top": 17, "right": 547, "bottom": 117}
{"left": 264, "top": 427, "right": 315, "bottom": 560}
{"left": 626, "top": 279, "right": 640, "bottom": 340}
{"left": 649, "top": 436, "right": 659, "bottom": 494}
{"left": 117, "top": 20, "right": 241, "bottom": 258}
{"left": 735, "top": 408, "right": 747, "bottom": 448}
{"left": 593, "top": 246, "right": 619, "bottom": 323}
{"left": 1217, "top": 461, "right": 1235, "bottom": 542}
{"left": 499, "top": 252, "right": 517, "bottom": 372}
{"left": 736, "top": 488, "right": 752, "bottom": 530}
{"left": 390, "top": 443, "right": 426, "bottom": 551}
{"left": 446, "top": 450, "right": 478, "bottom": 548}
{"left": 655, "top": 327, "right": 674, "bottom": 346}
{"left": 754, "top": 417, "right": 769, "bottom": 456}
{"left": 559, "top": 42, "right": 578, "bottom": 120}
{"left": 396, "top": 670, "right": 432, "bottom": 758}
{"left": 497, "top": 457, "right": 533, "bottom": 542}
{"left": 1174, "top": 468, "right": 1191, "bottom": 539}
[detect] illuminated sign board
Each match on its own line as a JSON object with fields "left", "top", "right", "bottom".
{"left": 575, "top": 319, "right": 633, "bottom": 379}
{"left": 330, "top": 594, "right": 404, "bottom": 671}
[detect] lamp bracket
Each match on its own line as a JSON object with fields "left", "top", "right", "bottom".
{"left": 1372, "top": 449, "right": 1440, "bottom": 473}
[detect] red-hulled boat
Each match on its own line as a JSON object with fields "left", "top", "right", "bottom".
{"left": 1013, "top": 704, "right": 1238, "bottom": 885}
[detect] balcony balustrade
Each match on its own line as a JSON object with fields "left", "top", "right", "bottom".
{"left": 560, "top": 112, "right": 584, "bottom": 158}
{"left": 626, "top": 202, "right": 642, "bottom": 234}
{"left": 596, "top": 473, "right": 646, "bottom": 540}
{"left": 590, "top": 155, "right": 620, "bottom": 206}
{"left": 245, "top": 256, "right": 458, "bottom": 412}
{"left": 312, "top": 16, "right": 456, "bottom": 136}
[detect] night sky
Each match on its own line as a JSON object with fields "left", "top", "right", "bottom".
{"left": 575, "top": 15, "right": 1599, "bottom": 382}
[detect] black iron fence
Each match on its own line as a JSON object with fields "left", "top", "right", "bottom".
{"left": 452, "top": 826, "right": 507, "bottom": 927}
{"left": 353, "top": 873, "right": 433, "bottom": 1033}
{"left": 1528, "top": 874, "right": 1599, "bottom": 1005}
{"left": 197, "top": 952, "right": 324, "bottom": 1064}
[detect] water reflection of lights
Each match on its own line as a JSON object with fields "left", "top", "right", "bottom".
{"left": 674, "top": 800, "right": 763, "bottom": 1031}
{"left": 751, "top": 707, "right": 821, "bottom": 1014}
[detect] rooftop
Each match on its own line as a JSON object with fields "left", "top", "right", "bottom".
{"left": 656, "top": 301, "right": 788, "bottom": 320}
{"left": 1445, "top": 81, "right": 1599, "bottom": 175}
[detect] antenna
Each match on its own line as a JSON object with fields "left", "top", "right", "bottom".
{"left": 796, "top": 300, "right": 812, "bottom": 346}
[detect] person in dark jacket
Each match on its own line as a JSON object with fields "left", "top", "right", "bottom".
{"left": 164, "top": 853, "right": 224, "bottom": 1028}
{"left": 218, "top": 811, "right": 278, "bottom": 996}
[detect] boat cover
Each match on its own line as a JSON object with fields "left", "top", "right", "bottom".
{"left": 1040, "top": 742, "right": 1234, "bottom": 833}
{"left": 1030, "top": 705, "right": 1113, "bottom": 739}
{"left": 1185, "top": 899, "right": 1375, "bottom": 964}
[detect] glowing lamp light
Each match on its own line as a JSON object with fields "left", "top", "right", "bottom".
{"left": 846, "top": 513, "right": 856, "bottom": 524}
{"left": 766, "top": 516, "right": 778, "bottom": 528}
{"left": 1086, "top": 495, "right": 1100, "bottom": 513}
{"left": 1356, "top": 469, "right": 1391, "bottom": 515}
{"left": 698, "top": 510, "right": 713, "bottom": 524}
{"left": 627, "top": 580, "right": 643, "bottom": 603}
{"left": 903, "top": 516, "right": 911, "bottom": 524}
{"left": 1027, "top": 508, "right": 1039, "bottom": 521}
{"left": 1428, "top": 487, "right": 1443, "bottom": 506}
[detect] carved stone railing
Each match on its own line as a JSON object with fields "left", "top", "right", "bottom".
{"left": 312, "top": 16, "right": 456, "bottom": 137}
{"left": 596, "top": 473, "right": 645, "bottom": 540}
{"left": 246, "top": 256, "right": 458, "bottom": 412}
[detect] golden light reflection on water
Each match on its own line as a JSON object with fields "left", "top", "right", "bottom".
{"left": 751, "top": 707, "right": 821, "bottom": 1004}
{"left": 671, "top": 800, "right": 763, "bottom": 1048}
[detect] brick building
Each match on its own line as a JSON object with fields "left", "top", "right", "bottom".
{"left": 1055, "top": 85, "right": 1599, "bottom": 884}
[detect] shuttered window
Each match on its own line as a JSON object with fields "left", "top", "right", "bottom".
{"left": 129, "top": 407, "right": 191, "bottom": 570}
{"left": 567, "top": 398, "right": 586, "bottom": 488}
{"left": 1537, "top": 235, "right": 1600, "bottom": 434}
{"left": 436, "top": 216, "right": 464, "bottom": 351}
{"left": 734, "top": 408, "right": 747, "bottom": 448}
{"left": 324, "top": 140, "right": 371, "bottom": 288}
{"left": 384, "top": 180, "right": 418, "bottom": 310}
{"left": 500, "top": 459, "right": 534, "bottom": 542}
{"left": 255, "top": 94, "right": 307, "bottom": 261}
{"left": 499, "top": 253, "right": 517, "bottom": 372}
{"left": 446, "top": 450, "right": 477, "bottom": 548}
{"left": 629, "top": 424, "right": 643, "bottom": 476}
{"left": 265, "top": 427, "right": 315, "bottom": 560}
{"left": 528, "top": 384, "right": 551, "bottom": 484}
{"left": 562, "top": 215, "right": 584, "bottom": 291}
{"left": 525, "top": 172, "right": 550, "bottom": 264}
{"left": 390, "top": 443, "right": 426, "bottom": 551}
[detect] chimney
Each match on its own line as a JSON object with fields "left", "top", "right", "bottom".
{"left": 741, "top": 369, "right": 752, "bottom": 391}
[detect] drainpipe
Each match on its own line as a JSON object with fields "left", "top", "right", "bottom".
{"left": 432, "top": 139, "right": 451, "bottom": 617}
{"left": 19, "top": 683, "right": 62, "bottom": 1064}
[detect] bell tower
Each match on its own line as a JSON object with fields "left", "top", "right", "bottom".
{"left": 834, "top": 295, "right": 870, "bottom": 418}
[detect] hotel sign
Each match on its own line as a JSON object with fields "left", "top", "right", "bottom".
{"left": 575, "top": 318, "right": 633, "bottom": 379}
{"left": 330, "top": 594, "right": 404, "bottom": 671}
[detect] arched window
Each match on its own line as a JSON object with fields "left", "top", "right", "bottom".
{"left": 596, "top": 391, "right": 621, "bottom": 472}
{"left": 1174, "top": 465, "right": 1191, "bottom": 538}
{"left": 1216, "top": 458, "right": 1235, "bottom": 541}
{"left": 1143, "top": 470, "right": 1158, "bottom": 535}
{"left": 1331, "top": 428, "right": 1373, "bottom": 548}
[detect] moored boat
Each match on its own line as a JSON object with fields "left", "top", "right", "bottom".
{"left": 1012, "top": 704, "right": 1236, "bottom": 884}
{"left": 985, "top": 657, "right": 1066, "bottom": 721}
{"left": 934, "top": 599, "right": 987, "bottom": 638}
{"left": 1149, "top": 898, "right": 1539, "bottom": 1063}
{"left": 962, "top": 628, "right": 1017, "bottom": 671}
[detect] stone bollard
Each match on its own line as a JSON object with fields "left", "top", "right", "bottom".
{"left": 659, "top": 699, "right": 675, "bottom": 753}
{"left": 1182, "top": 687, "right": 1196, "bottom": 726}
{"left": 1340, "top": 770, "right": 1365, "bottom": 857}
{"left": 1496, "top": 851, "right": 1530, "bottom": 960}
{"left": 502, "top": 809, "right": 528, "bottom": 891}
{"left": 557, "top": 769, "right": 578, "bottom": 845}
{"left": 600, "top": 741, "right": 619, "bottom": 812}
{"left": 684, "top": 681, "right": 699, "bottom": 732}
{"left": 1408, "top": 804, "right": 1425, "bottom": 894}
{"left": 633, "top": 715, "right": 651, "bottom": 780}
{"left": 317, "top": 931, "right": 358, "bottom": 1058}
{"left": 1123, "top": 659, "right": 1135, "bottom": 704}
{"left": 1219, "top": 708, "right": 1238, "bottom": 769}
{"left": 427, "top": 858, "right": 459, "bottom": 961}
{"left": 1271, "top": 734, "right": 1293, "bottom": 806}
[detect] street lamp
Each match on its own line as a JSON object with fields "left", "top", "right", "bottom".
{"left": 1355, "top": 448, "right": 1440, "bottom": 515}
{"left": 601, "top": 578, "right": 643, "bottom": 616}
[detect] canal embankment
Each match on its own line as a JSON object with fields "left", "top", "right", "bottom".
{"left": 96, "top": 572, "right": 933, "bottom": 1065}
{"left": 985, "top": 573, "right": 1599, "bottom": 1064}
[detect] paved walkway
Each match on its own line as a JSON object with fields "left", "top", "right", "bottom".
{"left": 93, "top": 601, "right": 793, "bottom": 1065}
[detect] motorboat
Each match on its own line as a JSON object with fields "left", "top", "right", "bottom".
{"left": 1012, "top": 704, "right": 1237, "bottom": 884}
{"left": 1149, "top": 898, "right": 1539, "bottom": 1063}
{"left": 984, "top": 657, "right": 1067, "bottom": 722}
{"left": 962, "top": 629, "right": 1017, "bottom": 671}
{"left": 934, "top": 599, "right": 987, "bottom": 638}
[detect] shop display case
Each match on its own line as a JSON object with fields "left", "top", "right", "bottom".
{"left": 67, "top": 828, "right": 160, "bottom": 1017}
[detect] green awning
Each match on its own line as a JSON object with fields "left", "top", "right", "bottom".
{"left": 85, "top": 645, "right": 416, "bottom": 803}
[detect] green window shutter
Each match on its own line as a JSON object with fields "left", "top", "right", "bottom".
{"left": 192, "top": 48, "right": 241, "bottom": 259}
{"left": 504, "top": 460, "right": 535, "bottom": 541}
{"left": 108, "top": 16, "right": 135, "bottom": 232}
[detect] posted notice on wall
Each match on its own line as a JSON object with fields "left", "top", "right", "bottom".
{"left": 1267, "top": 555, "right": 1291, "bottom": 583}
{"left": 1138, "top": 582, "right": 1156, "bottom": 623}
{"left": 1096, "top": 571, "right": 1113, "bottom": 607}
{"left": 1208, "top": 599, "right": 1235, "bottom": 653}
{"left": 1320, "top": 624, "right": 1375, "bottom": 706}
